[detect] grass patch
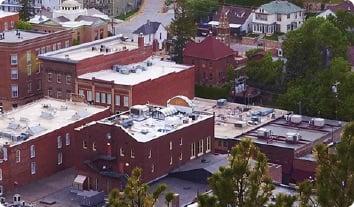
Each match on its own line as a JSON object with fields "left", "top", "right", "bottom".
{"left": 116, "top": 9, "right": 139, "bottom": 20}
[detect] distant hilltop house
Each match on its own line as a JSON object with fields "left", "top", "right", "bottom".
{"left": 209, "top": 5, "right": 253, "bottom": 36}
{"left": 29, "top": 0, "right": 110, "bottom": 44}
{"left": 318, "top": 0, "right": 354, "bottom": 18}
{"left": 251, "top": 1, "right": 305, "bottom": 34}
{"left": 133, "top": 20, "right": 167, "bottom": 50}
{"left": 82, "top": 0, "right": 141, "bottom": 17}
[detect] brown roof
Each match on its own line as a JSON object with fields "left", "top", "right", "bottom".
{"left": 213, "top": 5, "right": 252, "bottom": 25}
{"left": 183, "top": 36, "right": 234, "bottom": 60}
{"left": 327, "top": 0, "right": 354, "bottom": 13}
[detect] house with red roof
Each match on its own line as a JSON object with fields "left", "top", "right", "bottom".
{"left": 183, "top": 36, "right": 235, "bottom": 86}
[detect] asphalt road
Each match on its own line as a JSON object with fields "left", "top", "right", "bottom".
{"left": 114, "top": 0, "right": 174, "bottom": 37}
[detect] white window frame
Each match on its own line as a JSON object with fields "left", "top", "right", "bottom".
{"left": 148, "top": 149, "right": 152, "bottom": 159}
{"left": 92, "top": 142, "right": 96, "bottom": 151}
{"left": 190, "top": 143, "right": 196, "bottom": 159}
{"left": 11, "top": 84, "right": 18, "bottom": 98}
{"left": 83, "top": 140, "right": 88, "bottom": 149}
{"left": 115, "top": 95, "right": 120, "bottom": 106}
{"left": 198, "top": 139, "right": 204, "bottom": 156}
{"left": 120, "top": 148, "right": 124, "bottom": 156}
{"left": 30, "top": 145, "right": 35, "bottom": 158}
{"left": 57, "top": 152, "right": 63, "bottom": 165}
{"left": 206, "top": 136, "right": 211, "bottom": 153}
{"left": 87, "top": 91, "right": 93, "bottom": 102}
{"left": 130, "top": 149, "right": 135, "bottom": 158}
{"left": 0, "top": 169, "right": 2, "bottom": 181}
{"left": 11, "top": 68, "right": 18, "bottom": 80}
{"left": 10, "top": 54, "right": 18, "bottom": 65}
{"left": 101, "top": 93, "right": 106, "bottom": 104}
{"left": 169, "top": 141, "right": 172, "bottom": 150}
{"left": 95, "top": 92, "right": 100, "bottom": 103}
{"left": 31, "top": 161, "right": 36, "bottom": 175}
{"left": 57, "top": 136, "right": 62, "bottom": 149}
{"left": 123, "top": 96, "right": 129, "bottom": 107}
{"left": 65, "top": 133, "right": 70, "bottom": 146}
{"left": 107, "top": 93, "right": 112, "bottom": 105}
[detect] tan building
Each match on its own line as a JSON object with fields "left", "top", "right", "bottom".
{"left": 29, "top": 0, "right": 110, "bottom": 44}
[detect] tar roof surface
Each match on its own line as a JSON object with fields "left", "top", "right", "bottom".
{"left": 0, "top": 30, "right": 49, "bottom": 43}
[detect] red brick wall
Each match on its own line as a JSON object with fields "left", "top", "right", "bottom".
{"left": 241, "top": 37, "right": 282, "bottom": 49}
{"left": 0, "top": 30, "right": 72, "bottom": 110}
{"left": 0, "top": 108, "right": 110, "bottom": 194}
{"left": 183, "top": 55, "right": 234, "bottom": 86}
{"left": 0, "top": 13, "right": 19, "bottom": 32}
{"left": 292, "top": 157, "right": 317, "bottom": 183}
{"left": 74, "top": 115, "right": 215, "bottom": 192}
{"left": 132, "top": 66, "right": 195, "bottom": 106}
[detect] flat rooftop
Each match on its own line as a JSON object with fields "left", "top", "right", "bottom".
{"left": 0, "top": 98, "right": 107, "bottom": 146}
{"left": 78, "top": 57, "right": 191, "bottom": 86}
{"left": 39, "top": 35, "right": 139, "bottom": 62}
{"left": 192, "top": 98, "right": 288, "bottom": 139}
{"left": 0, "top": 10, "right": 17, "bottom": 18}
{"left": 0, "top": 30, "right": 49, "bottom": 43}
{"left": 242, "top": 115, "right": 343, "bottom": 150}
{"left": 94, "top": 104, "right": 213, "bottom": 142}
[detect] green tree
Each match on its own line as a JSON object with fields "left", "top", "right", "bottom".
{"left": 328, "top": 11, "right": 354, "bottom": 45}
{"left": 169, "top": 0, "right": 197, "bottom": 63}
{"left": 199, "top": 139, "right": 275, "bottom": 207}
{"left": 18, "top": 0, "right": 33, "bottom": 21}
{"left": 268, "top": 194, "right": 297, "bottom": 207}
{"left": 165, "top": 192, "right": 175, "bottom": 207}
{"left": 283, "top": 17, "right": 348, "bottom": 80}
{"left": 186, "top": 0, "right": 218, "bottom": 21}
{"left": 108, "top": 168, "right": 167, "bottom": 207}
{"left": 246, "top": 53, "right": 284, "bottom": 91}
{"left": 298, "top": 122, "right": 354, "bottom": 207}
{"left": 15, "top": 20, "right": 32, "bottom": 30}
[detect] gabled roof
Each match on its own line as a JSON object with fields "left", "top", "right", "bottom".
{"left": 327, "top": 0, "right": 354, "bottom": 13}
{"left": 213, "top": 5, "right": 252, "bottom": 25}
{"left": 183, "top": 36, "right": 234, "bottom": 60}
{"left": 133, "top": 20, "right": 162, "bottom": 35}
{"left": 75, "top": 15, "right": 105, "bottom": 25}
{"left": 260, "top": 1, "right": 304, "bottom": 14}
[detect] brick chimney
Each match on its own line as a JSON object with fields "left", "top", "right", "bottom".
{"left": 152, "top": 39, "right": 159, "bottom": 52}
{"left": 138, "top": 33, "right": 144, "bottom": 48}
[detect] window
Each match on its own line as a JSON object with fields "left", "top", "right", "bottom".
{"left": 120, "top": 148, "right": 125, "bottom": 156}
{"left": 130, "top": 149, "right": 135, "bottom": 158}
{"left": 287, "top": 13, "right": 290, "bottom": 19}
{"left": 107, "top": 94, "right": 112, "bottom": 105}
{"left": 169, "top": 156, "right": 173, "bottom": 165}
{"left": 28, "top": 82, "right": 32, "bottom": 93}
{"left": 57, "top": 74, "right": 62, "bottom": 83}
{"left": 65, "top": 133, "right": 70, "bottom": 145}
{"left": 57, "top": 42, "right": 61, "bottom": 49}
{"left": 31, "top": 161, "right": 36, "bottom": 175}
{"left": 48, "top": 89, "right": 53, "bottom": 97}
{"left": 151, "top": 164, "right": 155, "bottom": 173}
{"left": 287, "top": 24, "right": 291, "bottom": 31}
{"left": 87, "top": 91, "right": 93, "bottom": 102}
{"left": 169, "top": 141, "right": 172, "bottom": 150}
{"left": 65, "top": 40, "right": 70, "bottom": 48}
{"left": 92, "top": 142, "right": 96, "bottom": 151}
{"left": 57, "top": 91, "right": 62, "bottom": 99}
{"left": 83, "top": 140, "right": 88, "bottom": 149}
{"left": 115, "top": 95, "right": 120, "bottom": 106}
{"left": 11, "top": 68, "right": 18, "bottom": 80}
{"left": 206, "top": 137, "right": 211, "bottom": 152}
{"left": 0, "top": 169, "right": 2, "bottom": 180}
{"left": 123, "top": 96, "right": 129, "bottom": 107}
{"left": 57, "top": 136, "right": 62, "bottom": 149}
{"left": 4, "top": 22, "right": 8, "bottom": 31}
{"left": 52, "top": 43, "right": 57, "bottom": 51}
{"left": 66, "top": 75, "right": 72, "bottom": 84}
{"left": 41, "top": 47, "right": 45, "bottom": 54}
{"left": 11, "top": 84, "right": 18, "bottom": 98}
{"left": 277, "top": 14, "right": 281, "bottom": 21}
{"left": 190, "top": 143, "right": 196, "bottom": 159}
{"left": 30, "top": 145, "right": 35, "bottom": 158}
{"left": 46, "top": 45, "right": 51, "bottom": 52}
{"left": 57, "top": 152, "right": 63, "bottom": 165}
{"left": 79, "top": 89, "right": 84, "bottom": 97}
{"left": 95, "top": 92, "right": 100, "bottom": 103}
{"left": 16, "top": 150, "right": 20, "bottom": 163}
{"left": 198, "top": 139, "right": 204, "bottom": 156}
{"left": 26, "top": 51, "right": 31, "bottom": 63}
{"left": 159, "top": 33, "right": 162, "bottom": 40}
{"left": 179, "top": 152, "right": 183, "bottom": 160}
{"left": 180, "top": 138, "right": 183, "bottom": 145}
{"left": 10, "top": 54, "right": 17, "bottom": 65}
{"left": 27, "top": 64, "right": 32, "bottom": 76}
{"left": 101, "top": 93, "right": 106, "bottom": 104}
{"left": 48, "top": 73, "right": 52, "bottom": 82}
{"left": 148, "top": 149, "right": 152, "bottom": 159}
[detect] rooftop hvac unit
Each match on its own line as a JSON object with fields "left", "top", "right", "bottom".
{"left": 119, "top": 67, "right": 130, "bottom": 75}
{"left": 234, "top": 121, "right": 246, "bottom": 128}
{"left": 290, "top": 115, "right": 302, "bottom": 124}
{"left": 121, "top": 117, "right": 134, "bottom": 128}
{"left": 40, "top": 110, "right": 54, "bottom": 119}
{"left": 286, "top": 132, "right": 301, "bottom": 143}
{"left": 257, "top": 128, "right": 272, "bottom": 138}
{"left": 130, "top": 105, "right": 149, "bottom": 121}
{"left": 310, "top": 118, "right": 325, "bottom": 127}
{"left": 251, "top": 116, "right": 261, "bottom": 122}
{"left": 146, "top": 60, "right": 153, "bottom": 66}
{"left": 141, "top": 128, "right": 149, "bottom": 134}
{"left": 216, "top": 99, "right": 227, "bottom": 107}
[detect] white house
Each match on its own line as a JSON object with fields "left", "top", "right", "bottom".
{"left": 133, "top": 20, "right": 167, "bottom": 50}
{"left": 251, "top": 1, "right": 305, "bottom": 34}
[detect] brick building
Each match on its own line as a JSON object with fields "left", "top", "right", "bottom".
{"left": 183, "top": 36, "right": 235, "bottom": 86}
{"left": 0, "top": 30, "right": 72, "bottom": 111}
{"left": 39, "top": 35, "right": 153, "bottom": 101}
{"left": 192, "top": 98, "right": 345, "bottom": 184}
{"left": 0, "top": 11, "right": 18, "bottom": 32}
{"left": 73, "top": 96, "right": 214, "bottom": 193}
{"left": 77, "top": 58, "right": 195, "bottom": 112}
{"left": 0, "top": 98, "right": 110, "bottom": 195}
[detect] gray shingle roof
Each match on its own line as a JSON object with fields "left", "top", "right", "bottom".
{"left": 133, "top": 20, "right": 161, "bottom": 35}
{"left": 260, "top": 1, "right": 304, "bottom": 14}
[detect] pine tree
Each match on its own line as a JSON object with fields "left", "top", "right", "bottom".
{"left": 298, "top": 122, "right": 354, "bottom": 207}
{"left": 198, "top": 139, "right": 276, "bottom": 207}
{"left": 108, "top": 168, "right": 167, "bottom": 207}
{"left": 18, "top": 0, "right": 33, "bottom": 21}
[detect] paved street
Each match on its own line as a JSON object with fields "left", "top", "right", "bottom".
{"left": 114, "top": 0, "right": 174, "bottom": 37}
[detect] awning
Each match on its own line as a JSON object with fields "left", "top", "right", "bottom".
{"left": 74, "top": 175, "right": 87, "bottom": 185}
{"left": 208, "top": 21, "right": 242, "bottom": 28}
{"left": 208, "top": 21, "right": 219, "bottom": 26}
{"left": 229, "top": 24, "right": 241, "bottom": 28}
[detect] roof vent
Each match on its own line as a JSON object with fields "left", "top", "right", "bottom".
{"left": 286, "top": 132, "right": 301, "bottom": 143}
{"left": 40, "top": 110, "right": 55, "bottom": 119}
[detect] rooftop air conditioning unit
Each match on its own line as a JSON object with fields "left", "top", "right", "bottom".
{"left": 257, "top": 128, "right": 272, "bottom": 138}
{"left": 286, "top": 132, "right": 301, "bottom": 143}
{"left": 310, "top": 118, "right": 325, "bottom": 127}
{"left": 290, "top": 115, "right": 302, "bottom": 124}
